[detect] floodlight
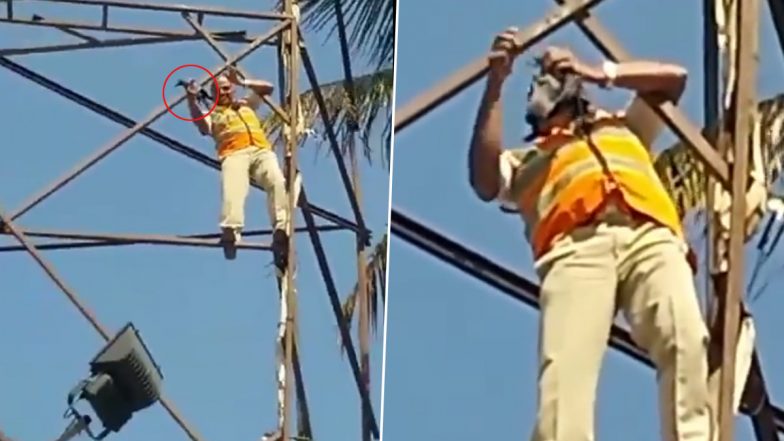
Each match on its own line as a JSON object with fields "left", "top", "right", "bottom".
{"left": 58, "top": 323, "right": 164, "bottom": 440}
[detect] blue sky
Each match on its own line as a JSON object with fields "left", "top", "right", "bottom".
{"left": 0, "top": 2, "right": 389, "bottom": 441}
{"left": 386, "top": 1, "right": 784, "bottom": 440}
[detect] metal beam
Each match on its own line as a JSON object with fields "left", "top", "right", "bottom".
{"left": 0, "top": 17, "right": 259, "bottom": 42}
{"left": 0, "top": 225, "right": 346, "bottom": 253}
{"left": 766, "top": 0, "right": 784, "bottom": 62}
{"left": 299, "top": 190, "right": 381, "bottom": 438}
{"left": 6, "top": 20, "right": 289, "bottom": 222}
{"left": 393, "top": 0, "right": 605, "bottom": 132}
{"left": 0, "top": 35, "right": 225, "bottom": 56}
{"left": 0, "top": 229, "right": 272, "bottom": 250}
{"left": 703, "top": 0, "right": 720, "bottom": 319}
{"left": 0, "top": 205, "right": 207, "bottom": 441}
{"left": 280, "top": 6, "right": 300, "bottom": 439}
{"left": 299, "top": 37, "right": 372, "bottom": 244}
{"left": 719, "top": 0, "right": 760, "bottom": 438}
{"left": 1, "top": 0, "right": 290, "bottom": 21}
{"left": 389, "top": 208, "right": 784, "bottom": 432}
{"left": 0, "top": 56, "right": 362, "bottom": 234}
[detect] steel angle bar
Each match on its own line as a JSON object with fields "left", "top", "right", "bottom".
{"left": 0, "top": 17, "right": 258, "bottom": 42}
{"left": 0, "top": 240, "right": 128, "bottom": 252}
{"left": 297, "top": 38, "right": 371, "bottom": 243}
{"left": 393, "top": 0, "right": 606, "bottom": 132}
{"left": 0, "top": 229, "right": 272, "bottom": 250}
{"left": 0, "top": 206, "right": 207, "bottom": 441}
{"left": 298, "top": 190, "right": 380, "bottom": 438}
{"left": 0, "top": 225, "right": 345, "bottom": 253}
{"left": 0, "top": 56, "right": 361, "bottom": 233}
{"left": 719, "top": 0, "right": 759, "bottom": 438}
{"left": 6, "top": 20, "right": 290, "bottom": 223}
{"left": 390, "top": 208, "right": 784, "bottom": 432}
{"left": 181, "top": 13, "right": 290, "bottom": 125}
{"left": 280, "top": 7, "right": 300, "bottom": 439}
{"left": 703, "top": 0, "right": 720, "bottom": 318}
{"left": 0, "top": 35, "right": 212, "bottom": 56}
{"left": 1, "top": 0, "right": 290, "bottom": 21}
{"left": 49, "top": 23, "right": 98, "bottom": 42}
{"left": 765, "top": 0, "right": 784, "bottom": 61}
{"left": 552, "top": 0, "right": 730, "bottom": 186}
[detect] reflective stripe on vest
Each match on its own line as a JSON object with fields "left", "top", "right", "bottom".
{"left": 212, "top": 105, "right": 270, "bottom": 157}
{"left": 515, "top": 124, "right": 678, "bottom": 248}
{"left": 536, "top": 153, "right": 653, "bottom": 217}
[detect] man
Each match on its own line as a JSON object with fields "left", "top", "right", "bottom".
{"left": 186, "top": 67, "right": 289, "bottom": 270}
{"left": 468, "top": 27, "right": 714, "bottom": 441}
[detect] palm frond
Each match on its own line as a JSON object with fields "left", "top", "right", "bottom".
{"left": 296, "top": 0, "right": 395, "bottom": 69}
{"left": 263, "top": 68, "right": 393, "bottom": 166}
{"left": 654, "top": 93, "right": 784, "bottom": 219}
{"left": 339, "top": 232, "right": 388, "bottom": 353}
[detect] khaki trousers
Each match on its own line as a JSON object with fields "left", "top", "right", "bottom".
{"left": 529, "top": 213, "right": 714, "bottom": 441}
{"left": 220, "top": 147, "right": 289, "bottom": 232}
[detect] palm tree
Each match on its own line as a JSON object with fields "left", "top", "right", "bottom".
{"left": 653, "top": 93, "right": 784, "bottom": 297}
{"left": 655, "top": 93, "right": 784, "bottom": 219}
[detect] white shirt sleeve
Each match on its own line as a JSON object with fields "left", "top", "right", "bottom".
{"left": 497, "top": 150, "right": 522, "bottom": 210}
{"left": 201, "top": 111, "right": 213, "bottom": 135}
{"left": 623, "top": 94, "right": 665, "bottom": 148}
{"left": 244, "top": 90, "right": 263, "bottom": 110}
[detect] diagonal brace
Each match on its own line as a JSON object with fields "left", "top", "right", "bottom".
{"left": 298, "top": 189, "right": 380, "bottom": 438}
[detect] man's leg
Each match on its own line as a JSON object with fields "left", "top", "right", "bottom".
{"left": 220, "top": 149, "right": 252, "bottom": 259}
{"left": 250, "top": 148, "right": 290, "bottom": 271}
{"left": 617, "top": 223, "right": 713, "bottom": 441}
{"left": 530, "top": 225, "right": 619, "bottom": 441}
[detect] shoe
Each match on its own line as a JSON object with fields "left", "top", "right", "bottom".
{"left": 261, "top": 429, "right": 282, "bottom": 441}
{"left": 220, "top": 227, "right": 239, "bottom": 260}
{"left": 272, "top": 228, "right": 289, "bottom": 272}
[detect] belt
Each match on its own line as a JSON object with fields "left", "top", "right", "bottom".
{"left": 582, "top": 191, "right": 644, "bottom": 227}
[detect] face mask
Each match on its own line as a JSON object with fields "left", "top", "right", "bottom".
{"left": 523, "top": 71, "right": 585, "bottom": 141}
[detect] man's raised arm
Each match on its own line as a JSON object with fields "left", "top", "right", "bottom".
{"left": 186, "top": 81, "right": 211, "bottom": 136}
{"left": 469, "top": 27, "right": 521, "bottom": 202}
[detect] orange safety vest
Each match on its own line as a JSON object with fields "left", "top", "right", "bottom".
{"left": 513, "top": 115, "right": 684, "bottom": 259}
{"left": 211, "top": 103, "right": 271, "bottom": 159}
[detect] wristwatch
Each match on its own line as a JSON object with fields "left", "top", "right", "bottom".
{"left": 601, "top": 60, "right": 618, "bottom": 89}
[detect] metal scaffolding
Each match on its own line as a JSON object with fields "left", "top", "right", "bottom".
{"left": 391, "top": 0, "right": 782, "bottom": 440}
{"left": 0, "top": 0, "right": 382, "bottom": 440}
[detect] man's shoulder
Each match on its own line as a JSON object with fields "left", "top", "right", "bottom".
{"left": 500, "top": 145, "right": 539, "bottom": 169}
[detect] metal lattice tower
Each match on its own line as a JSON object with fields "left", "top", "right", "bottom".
{"left": 0, "top": 1, "right": 383, "bottom": 440}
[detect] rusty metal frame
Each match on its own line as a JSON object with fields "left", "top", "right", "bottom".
{"left": 0, "top": 1, "right": 382, "bottom": 440}
{"left": 391, "top": 0, "right": 779, "bottom": 440}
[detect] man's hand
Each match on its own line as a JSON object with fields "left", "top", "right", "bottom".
{"left": 226, "top": 66, "right": 246, "bottom": 86}
{"left": 540, "top": 46, "right": 604, "bottom": 84}
{"left": 488, "top": 27, "right": 522, "bottom": 82}
{"left": 185, "top": 80, "right": 200, "bottom": 98}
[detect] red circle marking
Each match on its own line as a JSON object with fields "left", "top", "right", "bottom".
{"left": 162, "top": 64, "right": 221, "bottom": 122}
